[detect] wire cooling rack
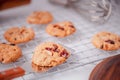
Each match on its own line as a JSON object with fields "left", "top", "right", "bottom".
{"left": 0, "top": 1, "right": 120, "bottom": 80}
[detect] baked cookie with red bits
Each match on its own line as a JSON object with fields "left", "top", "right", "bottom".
{"left": 46, "top": 21, "right": 76, "bottom": 37}
{"left": 0, "top": 43, "right": 22, "bottom": 64}
{"left": 92, "top": 31, "right": 120, "bottom": 51}
{"left": 27, "top": 11, "right": 53, "bottom": 24}
{"left": 32, "top": 42, "right": 70, "bottom": 72}
{"left": 4, "top": 26, "right": 35, "bottom": 44}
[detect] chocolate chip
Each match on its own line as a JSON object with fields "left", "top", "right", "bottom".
{"left": 58, "top": 27, "right": 64, "bottom": 30}
{"left": 14, "top": 38, "right": 17, "bottom": 41}
{"left": 10, "top": 44, "right": 15, "bottom": 46}
{"left": 105, "top": 40, "right": 115, "bottom": 44}
{"left": 20, "top": 29, "right": 25, "bottom": 34}
{"left": 53, "top": 25, "right": 58, "bottom": 28}
{"left": 54, "top": 35, "right": 58, "bottom": 37}
{"left": 9, "top": 32, "right": 13, "bottom": 35}
{"left": 118, "top": 40, "right": 120, "bottom": 42}
{"left": 100, "top": 45, "right": 103, "bottom": 49}
{"left": 2, "top": 43, "right": 6, "bottom": 44}
{"left": 54, "top": 25, "right": 64, "bottom": 30}
{"left": 13, "top": 49, "right": 16, "bottom": 51}
{"left": 60, "top": 49, "right": 69, "bottom": 58}
{"left": 69, "top": 25, "right": 74, "bottom": 28}
{"left": 1, "top": 58, "right": 4, "bottom": 61}
{"left": 45, "top": 47, "right": 52, "bottom": 51}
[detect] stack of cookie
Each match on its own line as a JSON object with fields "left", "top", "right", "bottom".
{"left": 32, "top": 42, "right": 70, "bottom": 72}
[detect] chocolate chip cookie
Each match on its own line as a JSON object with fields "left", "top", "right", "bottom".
{"left": 32, "top": 42, "right": 70, "bottom": 72}
{"left": 0, "top": 43, "right": 22, "bottom": 63}
{"left": 4, "top": 27, "right": 35, "bottom": 44}
{"left": 27, "top": 11, "right": 53, "bottom": 24}
{"left": 46, "top": 21, "right": 76, "bottom": 37}
{"left": 92, "top": 31, "right": 120, "bottom": 51}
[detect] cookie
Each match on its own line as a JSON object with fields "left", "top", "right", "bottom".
{"left": 27, "top": 11, "right": 53, "bottom": 24}
{"left": 0, "top": 43, "right": 22, "bottom": 63}
{"left": 32, "top": 42, "right": 70, "bottom": 72}
{"left": 46, "top": 21, "right": 76, "bottom": 37}
{"left": 92, "top": 31, "right": 120, "bottom": 51}
{"left": 32, "top": 62, "right": 51, "bottom": 72}
{"left": 4, "top": 27, "right": 35, "bottom": 44}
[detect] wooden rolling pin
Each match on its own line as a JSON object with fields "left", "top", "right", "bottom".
{"left": 89, "top": 54, "right": 120, "bottom": 80}
{"left": 0, "top": 0, "right": 31, "bottom": 11}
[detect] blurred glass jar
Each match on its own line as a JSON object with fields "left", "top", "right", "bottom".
{"left": 49, "top": 0, "right": 112, "bottom": 24}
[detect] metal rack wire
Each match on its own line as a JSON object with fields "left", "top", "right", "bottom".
{"left": 0, "top": 2, "right": 120, "bottom": 80}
